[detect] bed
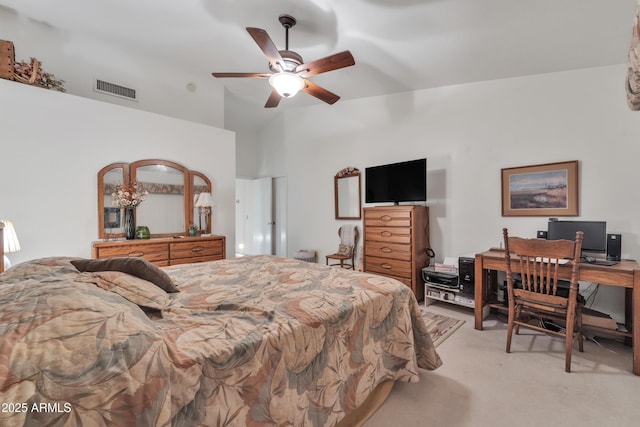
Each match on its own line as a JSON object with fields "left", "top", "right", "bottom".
{"left": 0, "top": 255, "right": 441, "bottom": 426}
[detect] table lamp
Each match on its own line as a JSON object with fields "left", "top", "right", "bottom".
{"left": 195, "top": 192, "right": 214, "bottom": 234}
{"left": 2, "top": 220, "right": 21, "bottom": 270}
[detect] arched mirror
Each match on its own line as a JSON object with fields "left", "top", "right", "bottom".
{"left": 334, "top": 167, "right": 361, "bottom": 220}
{"left": 192, "top": 171, "right": 212, "bottom": 234}
{"left": 97, "top": 159, "right": 211, "bottom": 239}
{"left": 131, "top": 160, "right": 189, "bottom": 237}
{"left": 98, "top": 163, "right": 128, "bottom": 239}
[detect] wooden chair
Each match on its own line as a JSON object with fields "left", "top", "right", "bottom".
{"left": 326, "top": 225, "right": 359, "bottom": 269}
{"left": 502, "top": 228, "right": 584, "bottom": 373}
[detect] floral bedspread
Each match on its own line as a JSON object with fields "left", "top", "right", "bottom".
{"left": 0, "top": 255, "right": 441, "bottom": 426}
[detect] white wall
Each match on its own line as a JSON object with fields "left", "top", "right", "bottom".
{"left": 0, "top": 8, "right": 225, "bottom": 129}
{"left": 1, "top": 79, "right": 236, "bottom": 262}
{"left": 235, "top": 130, "right": 261, "bottom": 178}
{"left": 254, "top": 64, "right": 640, "bottom": 322}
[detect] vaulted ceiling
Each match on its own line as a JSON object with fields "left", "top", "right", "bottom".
{"left": 1, "top": 0, "right": 637, "bottom": 132}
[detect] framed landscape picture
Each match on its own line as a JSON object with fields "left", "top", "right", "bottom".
{"left": 501, "top": 160, "right": 579, "bottom": 217}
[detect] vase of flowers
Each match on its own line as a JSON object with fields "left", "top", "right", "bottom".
{"left": 112, "top": 182, "right": 147, "bottom": 240}
{"left": 123, "top": 209, "right": 135, "bottom": 240}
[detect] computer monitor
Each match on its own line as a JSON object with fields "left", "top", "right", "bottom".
{"left": 547, "top": 220, "right": 607, "bottom": 254}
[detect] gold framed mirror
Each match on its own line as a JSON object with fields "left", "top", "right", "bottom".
{"left": 192, "top": 171, "right": 212, "bottom": 234}
{"left": 98, "top": 163, "right": 129, "bottom": 239}
{"left": 97, "top": 159, "right": 211, "bottom": 239}
{"left": 131, "top": 159, "right": 190, "bottom": 238}
{"left": 334, "top": 167, "right": 361, "bottom": 220}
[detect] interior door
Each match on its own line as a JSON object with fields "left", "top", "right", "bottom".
{"left": 252, "top": 177, "right": 273, "bottom": 255}
{"left": 235, "top": 178, "right": 251, "bottom": 256}
{"left": 235, "top": 177, "right": 276, "bottom": 256}
{"left": 273, "top": 176, "right": 287, "bottom": 257}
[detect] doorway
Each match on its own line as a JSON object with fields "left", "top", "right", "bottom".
{"left": 235, "top": 177, "right": 287, "bottom": 257}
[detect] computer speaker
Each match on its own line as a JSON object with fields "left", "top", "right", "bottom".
{"left": 606, "top": 233, "right": 621, "bottom": 261}
{"left": 458, "top": 257, "right": 475, "bottom": 296}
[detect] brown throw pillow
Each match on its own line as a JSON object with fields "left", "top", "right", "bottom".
{"left": 71, "top": 257, "right": 179, "bottom": 293}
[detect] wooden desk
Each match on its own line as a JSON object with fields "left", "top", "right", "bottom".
{"left": 474, "top": 248, "right": 640, "bottom": 375}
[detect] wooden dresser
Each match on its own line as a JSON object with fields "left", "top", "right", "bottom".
{"left": 92, "top": 235, "right": 226, "bottom": 267}
{"left": 363, "top": 206, "right": 430, "bottom": 301}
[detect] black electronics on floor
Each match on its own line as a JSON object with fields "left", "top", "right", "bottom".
{"left": 607, "top": 233, "right": 622, "bottom": 261}
{"left": 422, "top": 268, "right": 459, "bottom": 289}
{"left": 458, "top": 257, "right": 475, "bottom": 295}
{"left": 537, "top": 230, "right": 548, "bottom": 239}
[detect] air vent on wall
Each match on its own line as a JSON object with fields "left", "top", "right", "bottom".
{"left": 94, "top": 79, "right": 137, "bottom": 101}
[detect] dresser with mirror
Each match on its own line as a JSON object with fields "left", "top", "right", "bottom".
{"left": 93, "top": 159, "right": 225, "bottom": 266}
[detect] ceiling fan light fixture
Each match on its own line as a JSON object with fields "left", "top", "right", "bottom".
{"left": 212, "top": 14, "right": 355, "bottom": 108}
{"left": 269, "top": 72, "right": 305, "bottom": 98}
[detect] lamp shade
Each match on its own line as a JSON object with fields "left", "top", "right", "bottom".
{"left": 269, "top": 72, "right": 305, "bottom": 98}
{"left": 195, "top": 192, "right": 214, "bottom": 208}
{"left": 1, "top": 220, "right": 20, "bottom": 253}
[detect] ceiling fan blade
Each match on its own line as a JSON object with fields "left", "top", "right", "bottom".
{"left": 302, "top": 80, "right": 340, "bottom": 105}
{"left": 295, "top": 51, "right": 355, "bottom": 77}
{"left": 212, "top": 72, "right": 271, "bottom": 78}
{"left": 246, "top": 27, "right": 285, "bottom": 71}
{"left": 265, "top": 89, "right": 282, "bottom": 108}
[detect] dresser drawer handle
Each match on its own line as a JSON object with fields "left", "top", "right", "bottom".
{"left": 191, "top": 246, "right": 205, "bottom": 253}
{"left": 380, "top": 215, "right": 392, "bottom": 222}
{"left": 128, "top": 252, "right": 144, "bottom": 257}
{"left": 381, "top": 263, "right": 393, "bottom": 270}
{"left": 380, "top": 247, "right": 392, "bottom": 253}
{"left": 381, "top": 231, "right": 392, "bottom": 237}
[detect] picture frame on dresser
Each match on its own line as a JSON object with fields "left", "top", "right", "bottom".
{"left": 103, "top": 207, "right": 121, "bottom": 229}
{"left": 501, "top": 160, "right": 579, "bottom": 217}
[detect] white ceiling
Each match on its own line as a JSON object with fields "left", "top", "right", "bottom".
{"left": 1, "top": 0, "right": 637, "bottom": 132}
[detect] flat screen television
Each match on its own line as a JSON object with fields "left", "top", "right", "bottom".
{"left": 365, "top": 158, "right": 427, "bottom": 204}
{"left": 547, "top": 220, "right": 607, "bottom": 254}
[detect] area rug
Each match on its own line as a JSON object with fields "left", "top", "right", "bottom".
{"left": 421, "top": 308, "right": 465, "bottom": 347}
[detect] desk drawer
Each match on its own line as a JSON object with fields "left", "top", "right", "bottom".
{"left": 95, "top": 242, "right": 169, "bottom": 264}
{"left": 170, "top": 239, "right": 223, "bottom": 261}
{"left": 364, "top": 255, "right": 412, "bottom": 279}
{"left": 364, "top": 209, "right": 412, "bottom": 227}
{"left": 365, "top": 241, "right": 411, "bottom": 261}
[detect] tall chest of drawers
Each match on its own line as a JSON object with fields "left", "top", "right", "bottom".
{"left": 92, "top": 235, "right": 226, "bottom": 267}
{"left": 363, "top": 206, "right": 430, "bottom": 301}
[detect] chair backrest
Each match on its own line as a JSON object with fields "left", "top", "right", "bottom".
{"left": 338, "top": 225, "right": 359, "bottom": 247}
{"left": 503, "top": 228, "right": 583, "bottom": 297}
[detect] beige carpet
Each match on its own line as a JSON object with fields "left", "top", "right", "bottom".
{"left": 366, "top": 303, "right": 640, "bottom": 427}
{"left": 422, "top": 307, "right": 465, "bottom": 347}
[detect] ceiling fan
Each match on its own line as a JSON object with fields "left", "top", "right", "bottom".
{"left": 212, "top": 14, "right": 355, "bottom": 108}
